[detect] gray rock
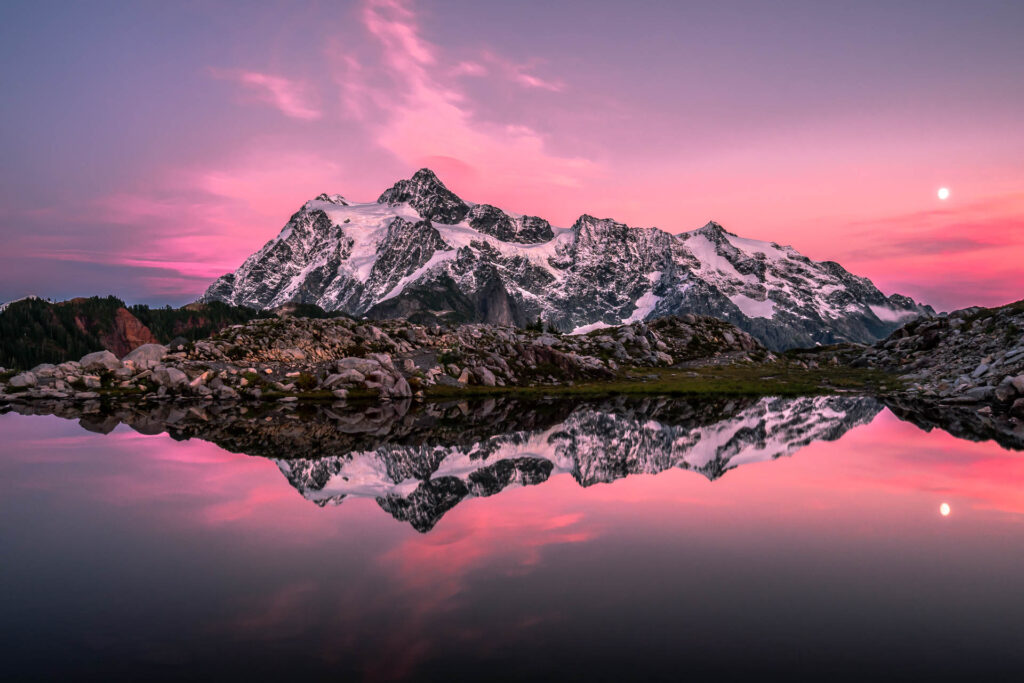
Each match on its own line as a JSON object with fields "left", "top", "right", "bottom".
{"left": 80, "top": 350, "right": 122, "bottom": 372}
{"left": 971, "top": 363, "right": 989, "bottom": 379}
{"left": 1011, "top": 398, "right": 1024, "bottom": 419}
{"left": 8, "top": 372, "right": 37, "bottom": 388}
{"left": 472, "top": 366, "right": 496, "bottom": 387}
{"left": 390, "top": 376, "right": 412, "bottom": 398}
{"left": 29, "top": 363, "right": 57, "bottom": 377}
{"left": 123, "top": 344, "right": 168, "bottom": 366}
{"left": 995, "top": 383, "right": 1017, "bottom": 402}
{"left": 336, "top": 357, "right": 381, "bottom": 375}
{"left": 962, "top": 386, "right": 995, "bottom": 402}
{"left": 1011, "top": 375, "right": 1024, "bottom": 394}
{"left": 154, "top": 367, "right": 188, "bottom": 388}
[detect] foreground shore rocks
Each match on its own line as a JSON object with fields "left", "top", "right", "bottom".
{"left": 849, "top": 301, "right": 1024, "bottom": 418}
{"left": 0, "top": 314, "right": 764, "bottom": 404}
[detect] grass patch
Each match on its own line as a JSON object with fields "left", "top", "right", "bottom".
{"left": 423, "top": 363, "right": 898, "bottom": 400}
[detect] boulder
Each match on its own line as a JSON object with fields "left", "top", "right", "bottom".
{"left": 472, "top": 366, "right": 496, "bottom": 387}
{"left": 80, "top": 350, "right": 122, "bottom": 372}
{"left": 336, "top": 357, "right": 382, "bottom": 375}
{"left": 122, "top": 344, "right": 167, "bottom": 366}
{"left": 1011, "top": 398, "right": 1024, "bottom": 419}
{"left": 366, "top": 352, "right": 394, "bottom": 370}
{"left": 1011, "top": 375, "right": 1024, "bottom": 394}
{"left": 995, "top": 382, "right": 1017, "bottom": 403}
{"left": 29, "top": 363, "right": 57, "bottom": 377}
{"left": 153, "top": 366, "right": 188, "bottom": 388}
{"left": 8, "top": 372, "right": 36, "bottom": 388}
{"left": 961, "top": 386, "right": 995, "bottom": 402}
{"left": 390, "top": 376, "right": 412, "bottom": 398}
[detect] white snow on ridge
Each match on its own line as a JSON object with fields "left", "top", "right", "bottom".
{"left": 0, "top": 295, "right": 40, "bottom": 313}
{"left": 622, "top": 289, "right": 662, "bottom": 324}
{"left": 378, "top": 249, "right": 457, "bottom": 303}
{"left": 684, "top": 234, "right": 748, "bottom": 281}
{"left": 569, "top": 321, "right": 613, "bottom": 335}
{"left": 724, "top": 233, "right": 789, "bottom": 261}
{"left": 869, "top": 304, "right": 918, "bottom": 322}
{"left": 730, "top": 293, "right": 776, "bottom": 319}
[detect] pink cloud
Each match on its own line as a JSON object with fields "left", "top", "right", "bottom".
{"left": 211, "top": 68, "right": 323, "bottom": 120}
{"left": 11, "top": 148, "right": 349, "bottom": 299}
{"left": 339, "top": 0, "right": 599, "bottom": 202}
{"left": 451, "top": 51, "right": 565, "bottom": 92}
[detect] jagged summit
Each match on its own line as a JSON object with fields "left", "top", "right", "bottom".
{"left": 314, "top": 193, "right": 348, "bottom": 205}
{"left": 697, "top": 220, "right": 728, "bottom": 234}
{"left": 202, "top": 168, "right": 934, "bottom": 350}
{"left": 377, "top": 167, "right": 469, "bottom": 224}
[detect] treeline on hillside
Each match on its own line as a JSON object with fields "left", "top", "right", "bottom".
{"left": 127, "top": 301, "right": 264, "bottom": 342}
{"left": 0, "top": 297, "right": 288, "bottom": 370}
{"left": 0, "top": 296, "right": 125, "bottom": 370}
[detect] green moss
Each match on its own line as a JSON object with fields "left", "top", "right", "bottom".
{"left": 422, "top": 363, "right": 897, "bottom": 400}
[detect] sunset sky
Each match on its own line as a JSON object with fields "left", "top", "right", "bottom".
{"left": 1, "top": 0, "right": 1022, "bottom": 311}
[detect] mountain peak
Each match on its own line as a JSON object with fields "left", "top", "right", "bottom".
{"left": 204, "top": 173, "right": 933, "bottom": 351}
{"left": 411, "top": 167, "right": 440, "bottom": 182}
{"left": 697, "top": 220, "right": 727, "bottom": 234}
{"left": 314, "top": 193, "right": 348, "bottom": 205}
{"left": 377, "top": 168, "right": 469, "bottom": 224}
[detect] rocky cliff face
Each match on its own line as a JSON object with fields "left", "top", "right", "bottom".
{"left": 201, "top": 168, "right": 933, "bottom": 350}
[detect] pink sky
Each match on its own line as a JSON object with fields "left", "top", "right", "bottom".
{"left": 1, "top": 0, "right": 1022, "bottom": 310}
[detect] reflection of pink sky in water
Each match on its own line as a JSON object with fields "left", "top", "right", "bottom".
{"left": 3, "top": 409, "right": 1023, "bottom": 677}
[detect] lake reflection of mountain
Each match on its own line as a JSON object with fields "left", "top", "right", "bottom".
{"left": 6, "top": 395, "right": 884, "bottom": 531}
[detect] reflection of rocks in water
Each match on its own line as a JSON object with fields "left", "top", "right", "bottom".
{"left": 4, "top": 394, "right": 882, "bottom": 532}
{"left": 883, "top": 397, "right": 1024, "bottom": 451}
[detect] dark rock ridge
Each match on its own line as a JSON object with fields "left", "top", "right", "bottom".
{"left": 848, "top": 298, "right": 1024, "bottom": 426}
{"left": 202, "top": 168, "right": 933, "bottom": 350}
{"left": 1, "top": 394, "right": 882, "bottom": 532}
{"left": 377, "top": 168, "right": 469, "bottom": 224}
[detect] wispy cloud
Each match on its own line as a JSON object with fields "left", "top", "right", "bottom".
{"left": 451, "top": 51, "right": 565, "bottom": 92}
{"left": 211, "top": 68, "right": 323, "bottom": 120}
{"left": 832, "top": 192, "right": 1024, "bottom": 311}
{"left": 335, "top": 0, "right": 597, "bottom": 195}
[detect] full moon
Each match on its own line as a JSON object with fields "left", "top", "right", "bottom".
{"left": 938, "top": 187, "right": 950, "bottom": 200}
{"left": 940, "top": 502, "right": 951, "bottom": 516}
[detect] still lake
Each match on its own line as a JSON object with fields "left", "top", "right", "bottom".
{"left": 2, "top": 395, "right": 1023, "bottom": 681}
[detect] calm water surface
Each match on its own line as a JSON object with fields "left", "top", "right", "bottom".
{"left": 1, "top": 396, "right": 1023, "bottom": 681}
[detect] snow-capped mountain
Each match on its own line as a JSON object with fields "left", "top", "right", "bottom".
{"left": 277, "top": 395, "right": 882, "bottom": 532}
{"left": 202, "top": 169, "right": 932, "bottom": 349}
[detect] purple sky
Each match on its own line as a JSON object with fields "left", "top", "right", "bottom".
{"left": 1, "top": 0, "right": 1022, "bottom": 310}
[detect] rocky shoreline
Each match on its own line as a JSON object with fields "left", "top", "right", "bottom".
{"left": 3, "top": 301, "right": 1023, "bottom": 446}
{"left": 0, "top": 314, "right": 763, "bottom": 405}
{"left": 833, "top": 300, "right": 1024, "bottom": 419}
